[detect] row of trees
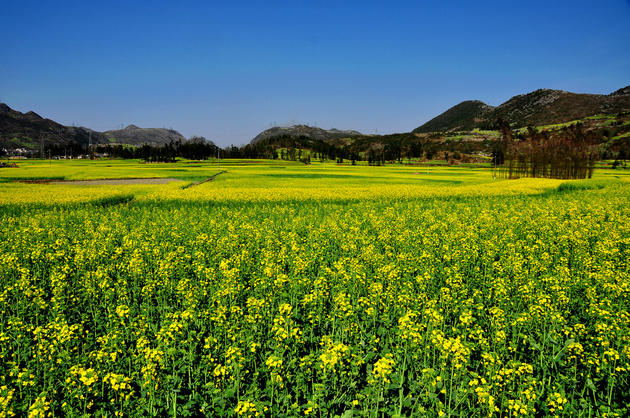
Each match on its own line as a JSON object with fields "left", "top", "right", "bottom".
{"left": 94, "top": 137, "right": 220, "bottom": 162}
{"left": 18, "top": 120, "right": 624, "bottom": 172}
{"left": 220, "top": 133, "right": 497, "bottom": 163}
{"left": 493, "top": 119, "right": 599, "bottom": 179}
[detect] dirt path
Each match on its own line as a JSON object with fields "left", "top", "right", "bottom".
{"left": 18, "top": 171, "right": 227, "bottom": 187}
{"left": 182, "top": 170, "right": 227, "bottom": 189}
{"left": 48, "top": 178, "right": 183, "bottom": 185}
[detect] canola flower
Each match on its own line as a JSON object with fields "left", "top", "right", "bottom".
{"left": 234, "top": 399, "right": 259, "bottom": 417}
{"left": 27, "top": 395, "right": 49, "bottom": 418}
{"left": 371, "top": 355, "right": 396, "bottom": 384}
{"left": 0, "top": 161, "right": 629, "bottom": 416}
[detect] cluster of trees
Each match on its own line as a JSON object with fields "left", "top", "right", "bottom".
{"left": 95, "top": 137, "right": 220, "bottom": 162}
{"left": 21, "top": 119, "right": 625, "bottom": 172}
{"left": 84, "top": 132, "right": 497, "bottom": 164}
{"left": 602, "top": 132, "right": 630, "bottom": 166}
{"left": 220, "top": 135, "right": 359, "bottom": 161}
{"left": 494, "top": 119, "right": 599, "bottom": 179}
{"left": 221, "top": 132, "right": 497, "bottom": 164}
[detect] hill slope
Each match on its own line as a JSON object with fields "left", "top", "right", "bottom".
{"left": 486, "top": 88, "right": 630, "bottom": 127}
{"left": 104, "top": 125, "right": 187, "bottom": 146}
{"left": 414, "top": 85, "right": 630, "bottom": 132}
{"left": 0, "top": 103, "right": 188, "bottom": 152}
{"left": 413, "top": 100, "right": 495, "bottom": 133}
{"left": 251, "top": 125, "right": 363, "bottom": 144}
{"left": 0, "top": 103, "right": 108, "bottom": 150}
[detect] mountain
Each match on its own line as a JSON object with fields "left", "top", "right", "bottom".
{"left": 413, "top": 100, "right": 495, "bottom": 133}
{"left": 0, "top": 103, "right": 188, "bottom": 152}
{"left": 610, "top": 85, "right": 630, "bottom": 96}
{"left": 251, "top": 124, "right": 363, "bottom": 144}
{"left": 0, "top": 103, "right": 108, "bottom": 150}
{"left": 414, "top": 85, "right": 630, "bottom": 132}
{"left": 486, "top": 88, "right": 629, "bottom": 128}
{"left": 104, "top": 124, "right": 187, "bottom": 146}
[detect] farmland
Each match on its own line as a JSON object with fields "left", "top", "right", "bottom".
{"left": 1, "top": 160, "right": 629, "bottom": 416}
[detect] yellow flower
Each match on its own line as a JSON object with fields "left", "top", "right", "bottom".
{"left": 319, "top": 342, "right": 349, "bottom": 371}
{"left": 371, "top": 354, "right": 395, "bottom": 384}
{"left": 266, "top": 355, "right": 283, "bottom": 369}
{"left": 115, "top": 304, "right": 130, "bottom": 318}
{"left": 235, "top": 399, "right": 259, "bottom": 416}
{"left": 28, "top": 395, "right": 49, "bottom": 418}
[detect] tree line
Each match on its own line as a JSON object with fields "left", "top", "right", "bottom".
{"left": 94, "top": 137, "right": 220, "bottom": 162}
{"left": 493, "top": 119, "right": 599, "bottom": 179}
{"left": 9, "top": 119, "right": 625, "bottom": 171}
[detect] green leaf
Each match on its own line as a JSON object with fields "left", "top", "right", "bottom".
{"left": 340, "top": 410, "right": 354, "bottom": 418}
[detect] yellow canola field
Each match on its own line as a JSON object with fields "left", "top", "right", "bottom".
{"left": 0, "top": 161, "right": 629, "bottom": 417}
{"left": 144, "top": 176, "right": 562, "bottom": 203}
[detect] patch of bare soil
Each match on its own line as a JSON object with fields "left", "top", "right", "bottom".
{"left": 49, "top": 178, "right": 183, "bottom": 185}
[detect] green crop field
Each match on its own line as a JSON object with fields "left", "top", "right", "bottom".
{"left": 1, "top": 160, "right": 629, "bottom": 417}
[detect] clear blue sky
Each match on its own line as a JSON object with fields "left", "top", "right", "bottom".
{"left": 1, "top": 1, "right": 629, "bottom": 146}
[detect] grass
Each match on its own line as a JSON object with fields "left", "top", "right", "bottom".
{"left": 584, "top": 114, "right": 616, "bottom": 121}
{"left": 471, "top": 129, "right": 500, "bottom": 135}
{"left": 612, "top": 131, "right": 630, "bottom": 141}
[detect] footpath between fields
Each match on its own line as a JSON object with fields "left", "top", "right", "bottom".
{"left": 182, "top": 170, "right": 227, "bottom": 189}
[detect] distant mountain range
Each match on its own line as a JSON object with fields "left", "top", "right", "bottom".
{"left": 0, "top": 103, "right": 188, "bottom": 151}
{"left": 2, "top": 84, "right": 630, "bottom": 154}
{"left": 414, "top": 86, "right": 630, "bottom": 132}
{"left": 0, "top": 103, "right": 108, "bottom": 150}
{"left": 240, "top": 85, "right": 629, "bottom": 164}
{"left": 250, "top": 85, "right": 630, "bottom": 143}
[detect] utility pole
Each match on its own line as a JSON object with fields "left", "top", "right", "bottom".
{"left": 217, "top": 149, "right": 220, "bottom": 170}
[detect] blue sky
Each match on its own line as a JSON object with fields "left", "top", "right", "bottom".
{"left": 1, "top": 1, "right": 629, "bottom": 146}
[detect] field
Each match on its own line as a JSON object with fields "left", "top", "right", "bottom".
{"left": 1, "top": 160, "right": 629, "bottom": 417}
